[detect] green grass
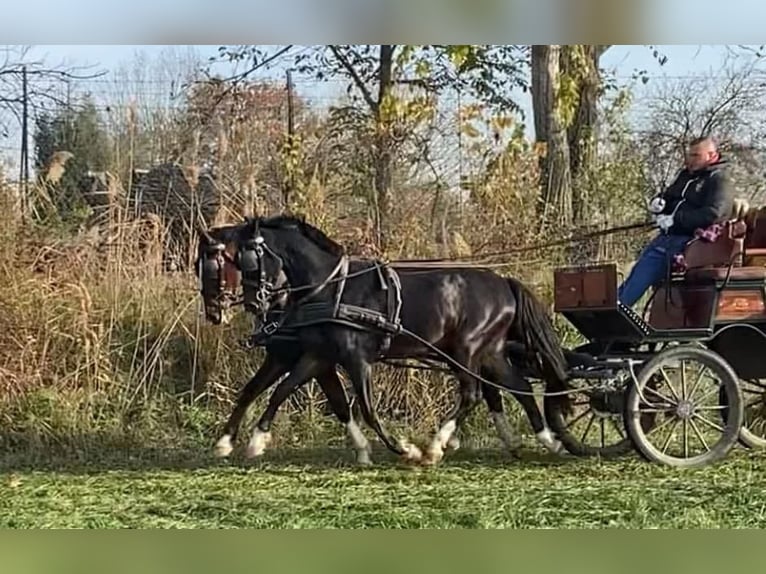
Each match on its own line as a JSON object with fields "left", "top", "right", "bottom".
{"left": 2, "top": 443, "right": 766, "bottom": 528}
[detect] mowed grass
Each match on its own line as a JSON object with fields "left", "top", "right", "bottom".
{"left": 2, "top": 443, "right": 766, "bottom": 529}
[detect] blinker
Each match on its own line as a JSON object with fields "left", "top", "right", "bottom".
{"left": 239, "top": 238, "right": 262, "bottom": 275}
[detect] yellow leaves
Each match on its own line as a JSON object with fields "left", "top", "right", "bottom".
{"left": 415, "top": 59, "right": 431, "bottom": 78}
{"left": 378, "top": 92, "right": 435, "bottom": 127}
{"left": 554, "top": 73, "right": 580, "bottom": 128}
{"left": 490, "top": 115, "right": 514, "bottom": 132}
{"left": 447, "top": 45, "right": 473, "bottom": 70}
{"left": 460, "top": 123, "right": 482, "bottom": 138}
{"left": 459, "top": 105, "right": 517, "bottom": 142}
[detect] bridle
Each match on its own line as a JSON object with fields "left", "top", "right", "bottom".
{"left": 198, "top": 240, "right": 242, "bottom": 313}
{"left": 238, "top": 232, "right": 287, "bottom": 321}
{"left": 238, "top": 223, "right": 350, "bottom": 323}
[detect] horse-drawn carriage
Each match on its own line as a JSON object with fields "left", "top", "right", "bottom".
{"left": 536, "top": 201, "right": 766, "bottom": 468}
{"left": 196, "top": 201, "right": 766, "bottom": 470}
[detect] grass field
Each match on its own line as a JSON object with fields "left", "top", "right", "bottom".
{"left": 2, "top": 443, "right": 766, "bottom": 528}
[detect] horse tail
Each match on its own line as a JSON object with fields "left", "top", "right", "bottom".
{"left": 504, "top": 277, "right": 572, "bottom": 414}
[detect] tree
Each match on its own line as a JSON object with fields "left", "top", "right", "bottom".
{"left": 639, "top": 53, "right": 766, "bottom": 203}
{"left": 211, "top": 45, "right": 529, "bottom": 249}
{"left": 32, "top": 96, "right": 111, "bottom": 228}
{"left": 530, "top": 45, "right": 666, "bottom": 226}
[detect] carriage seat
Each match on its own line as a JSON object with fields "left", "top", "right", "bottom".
{"left": 743, "top": 202, "right": 766, "bottom": 267}
{"left": 676, "top": 198, "right": 766, "bottom": 283}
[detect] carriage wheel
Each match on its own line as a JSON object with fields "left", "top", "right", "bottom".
{"left": 544, "top": 380, "right": 635, "bottom": 458}
{"left": 624, "top": 346, "right": 743, "bottom": 468}
{"left": 720, "top": 379, "right": 766, "bottom": 449}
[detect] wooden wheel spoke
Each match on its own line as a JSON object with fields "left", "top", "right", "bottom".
{"left": 692, "top": 412, "right": 725, "bottom": 433}
{"left": 694, "top": 405, "right": 727, "bottom": 412}
{"left": 686, "top": 365, "right": 709, "bottom": 401}
{"left": 599, "top": 418, "right": 606, "bottom": 448}
{"left": 564, "top": 407, "right": 592, "bottom": 431}
{"left": 691, "top": 385, "right": 721, "bottom": 407}
{"left": 580, "top": 413, "right": 596, "bottom": 443}
{"left": 689, "top": 417, "right": 710, "bottom": 452}
{"left": 609, "top": 417, "right": 626, "bottom": 438}
{"left": 661, "top": 418, "right": 681, "bottom": 454}
{"left": 642, "top": 385, "right": 677, "bottom": 407}
{"left": 659, "top": 366, "right": 682, "bottom": 402}
{"left": 645, "top": 411, "right": 678, "bottom": 438}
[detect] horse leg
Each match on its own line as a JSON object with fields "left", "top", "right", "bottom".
{"left": 444, "top": 379, "right": 511, "bottom": 453}
{"left": 423, "top": 375, "right": 482, "bottom": 466}
{"left": 314, "top": 366, "right": 373, "bottom": 466}
{"left": 214, "top": 353, "right": 290, "bottom": 458}
{"left": 483, "top": 354, "right": 563, "bottom": 455}
{"left": 480, "top": 381, "right": 523, "bottom": 455}
{"left": 244, "top": 354, "right": 324, "bottom": 459}
{"left": 344, "top": 356, "right": 423, "bottom": 464}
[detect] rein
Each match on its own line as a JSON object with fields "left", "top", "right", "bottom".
{"left": 264, "top": 219, "right": 654, "bottom": 296}
{"left": 393, "top": 221, "right": 653, "bottom": 265}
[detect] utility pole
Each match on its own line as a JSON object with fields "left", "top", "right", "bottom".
{"left": 19, "top": 66, "right": 29, "bottom": 222}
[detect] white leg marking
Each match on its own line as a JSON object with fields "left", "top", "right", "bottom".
{"left": 536, "top": 427, "right": 564, "bottom": 454}
{"left": 397, "top": 438, "right": 423, "bottom": 463}
{"left": 491, "top": 412, "right": 522, "bottom": 452}
{"left": 424, "top": 419, "right": 457, "bottom": 465}
{"left": 245, "top": 429, "right": 272, "bottom": 459}
{"left": 346, "top": 420, "right": 372, "bottom": 466}
{"left": 213, "top": 434, "right": 233, "bottom": 458}
{"left": 446, "top": 434, "right": 461, "bottom": 451}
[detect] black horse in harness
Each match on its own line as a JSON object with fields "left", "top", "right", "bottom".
{"left": 227, "top": 215, "right": 571, "bottom": 464}
{"left": 197, "top": 222, "right": 559, "bottom": 464}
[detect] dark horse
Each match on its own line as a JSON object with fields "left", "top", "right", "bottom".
{"left": 230, "top": 215, "right": 572, "bottom": 465}
{"left": 196, "top": 223, "right": 539, "bottom": 465}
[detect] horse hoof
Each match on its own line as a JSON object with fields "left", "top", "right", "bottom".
{"left": 422, "top": 446, "right": 444, "bottom": 466}
{"left": 549, "top": 440, "right": 565, "bottom": 455}
{"left": 445, "top": 436, "right": 460, "bottom": 451}
{"left": 355, "top": 450, "right": 373, "bottom": 466}
{"left": 244, "top": 431, "right": 271, "bottom": 459}
{"left": 398, "top": 440, "right": 423, "bottom": 465}
{"left": 213, "top": 435, "right": 233, "bottom": 458}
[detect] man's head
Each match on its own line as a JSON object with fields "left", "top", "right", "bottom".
{"left": 685, "top": 136, "right": 721, "bottom": 172}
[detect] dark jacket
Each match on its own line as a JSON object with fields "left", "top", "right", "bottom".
{"left": 654, "top": 158, "right": 733, "bottom": 236}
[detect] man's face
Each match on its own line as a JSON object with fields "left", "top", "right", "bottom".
{"left": 686, "top": 142, "right": 717, "bottom": 172}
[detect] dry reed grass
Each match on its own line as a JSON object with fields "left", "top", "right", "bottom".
{"left": 0, "top": 120, "right": 646, "bottom": 456}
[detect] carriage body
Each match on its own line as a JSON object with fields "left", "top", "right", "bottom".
{"left": 547, "top": 207, "right": 766, "bottom": 467}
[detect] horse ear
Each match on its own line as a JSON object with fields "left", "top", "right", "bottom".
{"left": 195, "top": 222, "right": 214, "bottom": 244}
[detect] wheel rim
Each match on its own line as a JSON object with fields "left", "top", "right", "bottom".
{"left": 731, "top": 379, "right": 766, "bottom": 447}
{"left": 627, "top": 347, "right": 742, "bottom": 467}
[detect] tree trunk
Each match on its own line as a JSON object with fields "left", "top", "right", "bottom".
{"left": 373, "top": 44, "right": 394, "bottom": 251}
{"left": 563, "top": 45, "right": 608, "bottom": 223}
{"left": 531, "top": 45, "right": 572, "bottom": 226}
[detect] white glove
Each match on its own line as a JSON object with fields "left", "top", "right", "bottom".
{"left": 656, "top": 214, "right": 674, "bottom": 231}
{"left": 648, "top": 196, "right": 666, "bottom": 214}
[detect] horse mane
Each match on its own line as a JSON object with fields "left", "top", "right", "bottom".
{"left": 256, "top": 213, "right": 346, "bottom": 257}
{"left": 205, "top": 221, "right": 247, "bottom": 245}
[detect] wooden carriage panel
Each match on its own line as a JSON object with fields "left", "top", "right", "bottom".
{"left": 715, "top": 289, "right": 766, "bottom": 321}
{"left": 647, "top": 285, "right": 716, "bottom": 330}
{"left": 554, "top": 264, "right": 617, "bottom": 311}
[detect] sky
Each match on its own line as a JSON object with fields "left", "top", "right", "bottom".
{"left": 0, "top": 44, "right": 756, "bottom": 175}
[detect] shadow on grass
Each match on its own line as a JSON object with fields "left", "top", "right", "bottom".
{"left": 0, "top": 432, "right": 615, "bottom": 476}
